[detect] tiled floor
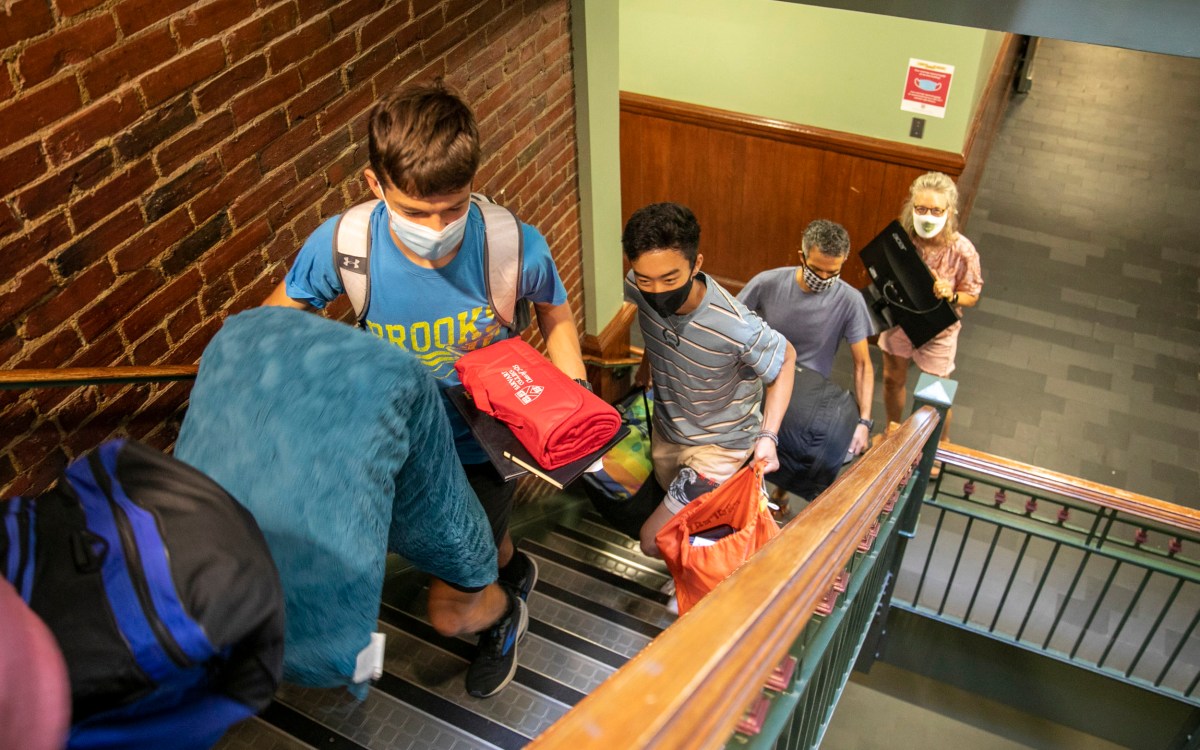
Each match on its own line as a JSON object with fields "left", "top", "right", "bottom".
{"left": 823, "top": 37, "right": 1199, "bottom": 749}
{"left": 835, "top": 38, "right": 1200, "bottom": 508}
{"left": 823, "top": 662, "right": 1127, "bottom": 750}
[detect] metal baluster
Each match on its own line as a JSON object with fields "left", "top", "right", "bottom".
{"left": 1157, "top": 604, "right": 1200, "bottom": 688}
{"left": 1126, "top": 578, "right": 1184, "bottom": 679}
{"left": 911, "top": 506, "right": 948, "bottom": 607}
{"left": 1070, "top": 559, "right": 1121, "bottom": 659}
{"left": 1186, "top": 658, "right": 1200, "bottom": 700}
{"left": 1042, "top": 550, "right": 1095, "bottom": 650}
{"left": 990, "top": 534, "right": 1033, "bottom": 634}
{"left": 1096, "top": 508, "right": 1119, "bottom": 551}
{"left": 1083, "top": 505, "right": 1107, "bottom": 547}
{"left": 964, "top": 525, "right": 1005, "bottom": 625}
{"left": 1097, "top": 568, "right": 1153, "bottom": 669}
{"left": 1016, "top": 542, "right": 1061, "bottom": 642}
{"left": 938, "top": 517, "right": 976, "bottom": 617}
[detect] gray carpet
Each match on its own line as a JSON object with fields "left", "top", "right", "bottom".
{"left": 835, "top": 37, "right": 1200, "bottom": 508}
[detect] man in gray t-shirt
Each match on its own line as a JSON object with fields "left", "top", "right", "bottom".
{"left": 623, "top": 203, "right": 795, "bottom": 559}
{"left": 738, "top": 220, "right": 876, "bottom": 455}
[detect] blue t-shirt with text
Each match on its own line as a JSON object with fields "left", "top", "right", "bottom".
{"left": 284, "top": 202, "right": 567, "bottom": 463}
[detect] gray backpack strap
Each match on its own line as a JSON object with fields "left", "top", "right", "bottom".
{"left": 471, "top": 193, "right": 530, "bottom": 333}
{"left": 333, "top": 201, "right": 378, "bottom": 327}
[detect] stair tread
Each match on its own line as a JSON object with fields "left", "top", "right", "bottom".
{"left": 216, "top": 714, "right": 319, "bottom": 750}
{"left": 538, "top": 532, "right": 672, "bottom": 593}
{"left": 378, "top": 603, "right": 616, "bottom": 697}
{"left": 524, "top": 543, "right": 674, "bottom": 619}
{"left": 268, "top": 680, "right": 507, "bottom": 750}
{"left": 217, "top": 505, "right": 682, "bottom": 749}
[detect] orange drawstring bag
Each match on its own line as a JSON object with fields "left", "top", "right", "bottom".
{"left": 655, "top": 462, "right": 779, "bottom": 615}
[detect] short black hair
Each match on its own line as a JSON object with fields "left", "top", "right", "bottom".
{"left": 621, "top": 203, "right": 700, "bottom": 264}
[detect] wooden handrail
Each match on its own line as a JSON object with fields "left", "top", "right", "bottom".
{"left": 936, "top": 442, "right": 1200, "bottom": 534}
{"left": 530, "top": 407, "right": 940, "bottom": 750}
{"left": 581, "top": 354, "right": 643, "bottom": 368}
{"left": 0, "top": 365, "right": 199, "bottom": 390}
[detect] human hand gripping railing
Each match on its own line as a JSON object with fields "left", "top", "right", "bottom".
{"left": 527, "top": 406, "right": 941, "bottom": 750}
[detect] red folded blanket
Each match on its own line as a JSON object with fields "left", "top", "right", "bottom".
{"left": 456, "top": 338, "right": 621, "bottom": 470}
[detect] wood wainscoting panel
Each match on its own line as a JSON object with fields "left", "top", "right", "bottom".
{"left": 620, "top": 93, "right": 965, "bottom": 289}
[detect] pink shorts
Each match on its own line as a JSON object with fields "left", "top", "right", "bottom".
{"left": 879, "top": 324, "right": 959, "bottom": 378}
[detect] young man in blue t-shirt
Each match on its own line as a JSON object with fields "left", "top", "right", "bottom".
{"left": 264, "top": 80, "right": 587, "bottom": 697}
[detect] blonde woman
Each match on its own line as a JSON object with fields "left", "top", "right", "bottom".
{"left": 879, "top": 172, "right": 983, "bottom": 440}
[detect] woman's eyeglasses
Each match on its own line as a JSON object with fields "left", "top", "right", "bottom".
{"left": 914, "top": 205, "right": 947, "bottom": 217}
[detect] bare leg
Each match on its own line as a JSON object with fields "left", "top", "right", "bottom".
{"left": 940, "top": 407, "right": 953, "bottom": 443}
{"left": 496, "top": 532, "right": 514, "bottom": 569}
{"left": 638, "top": 501, "right": 676, "bottom": 559}
{"left": 881, "top": 352, "right": 912, "bottom": 426}
{"left": 427, "top": 579, "right": 508, "bottom": 637}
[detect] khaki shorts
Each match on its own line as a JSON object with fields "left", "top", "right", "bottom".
{"left": 652, "top": 434, "right": 752, "bottom": 515}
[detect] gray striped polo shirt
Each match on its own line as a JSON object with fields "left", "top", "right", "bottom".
{"left": 625, "top": 271, "right": 789, "bottom": 449}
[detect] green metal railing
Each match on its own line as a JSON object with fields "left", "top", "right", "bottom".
{"left": 893, "top": 453, "right": 1200, "bottom": 706}
{"left": 723, "top": 461, "right": 926, "bottom": 750}
{"left": 732, "top": 488, "right": 911, "bottom": 750}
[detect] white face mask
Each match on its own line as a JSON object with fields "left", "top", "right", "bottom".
{"left": 385, "top": 203, "right": 469, "bottom": 261}
{"left": 913, "top": 210, "right": 948, "bottom": 239}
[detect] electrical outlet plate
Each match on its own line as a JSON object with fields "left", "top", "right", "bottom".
{"left": 910, "top": 117, "right": 925, "bottom": 138}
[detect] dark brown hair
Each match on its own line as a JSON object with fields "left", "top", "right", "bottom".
{"left": 367, "top": 80, "right": 481, "bottom": 197}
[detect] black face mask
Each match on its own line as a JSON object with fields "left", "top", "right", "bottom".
{"left": 643, "top": 274, "right": 695, "bottom": 318}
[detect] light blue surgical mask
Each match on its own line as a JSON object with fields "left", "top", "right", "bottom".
{"left": 385, "top": 202, "right": 469, "bottom": 261}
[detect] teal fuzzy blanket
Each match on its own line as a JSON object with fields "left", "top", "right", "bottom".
{"left": 175, "top": 307, "right": 496, "bottom": 695}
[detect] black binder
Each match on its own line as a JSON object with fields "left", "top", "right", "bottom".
{"left": 446, "top": 385, "right": 629, "bottom": 488}
{"left": 858, "top": 220, "right": 960, "bottom": 348}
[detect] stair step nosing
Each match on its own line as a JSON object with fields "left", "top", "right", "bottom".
{"left": 259, "top": 701, "right": 366, "bottom": 750}
{"left": 544, "top": 528, "right": 672, "bottom": 579}
{"left": 378, "top": 602, "right": 617, "bottom": 697}
{"left": 523, "top": 540, "right": 671, "bottom": 603}
{"left": 534, "top": 581, "right": 666, "bottom": 639}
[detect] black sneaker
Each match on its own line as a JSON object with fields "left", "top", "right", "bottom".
{"left": 466, "top": 588, "right": 528, "bottom": 698}
{"left": 498, "top": 549, "right": 539, "bottom": 601}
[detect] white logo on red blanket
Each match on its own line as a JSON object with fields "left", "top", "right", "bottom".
{"left": 516, "top": 384, "right": 543, "bottom": 404}
{"left": 501, "top": 364, "right": 543, "bottom": 405}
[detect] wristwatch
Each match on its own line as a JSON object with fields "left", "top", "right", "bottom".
{"left": 573, "top": 378, "right": 593, "bottom": 393}
{"left": 857, "top": 417, "right": 874, "bottom": 431}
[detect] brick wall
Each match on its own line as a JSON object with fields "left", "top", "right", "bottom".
{"left": 0, "top": 0, "right": 583, "bottom": 497}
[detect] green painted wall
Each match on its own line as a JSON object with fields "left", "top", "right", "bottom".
{"left": 618, "top": 0, "right": 1004, "bottom": 153}
{"left": 571, "top": 0, "right": 624, "bottom": 336}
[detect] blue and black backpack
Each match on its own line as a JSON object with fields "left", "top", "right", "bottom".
{"left": 1, "top": 439, "right": 285, "bottom": 750}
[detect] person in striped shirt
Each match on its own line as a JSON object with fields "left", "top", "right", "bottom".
{"left": 622, "top": 203, "right": 796, "bottom": 558}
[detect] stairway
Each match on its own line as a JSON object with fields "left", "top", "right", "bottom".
{"left": 215, "top": 503, "right": 676, "bottom": 750}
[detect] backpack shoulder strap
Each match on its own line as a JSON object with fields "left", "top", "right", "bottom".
{"left": 332, "top": 201, "right": 378, "bottom": 328}
{"left": 471, "top": 193, "right": 529, "bottom": 333}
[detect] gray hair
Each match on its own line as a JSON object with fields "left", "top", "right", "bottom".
{"left": 801, "top": 219, "right": 851, "bottom": 259}
{"left": 900, "top": 171, "right": 960, "bottom": 238}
